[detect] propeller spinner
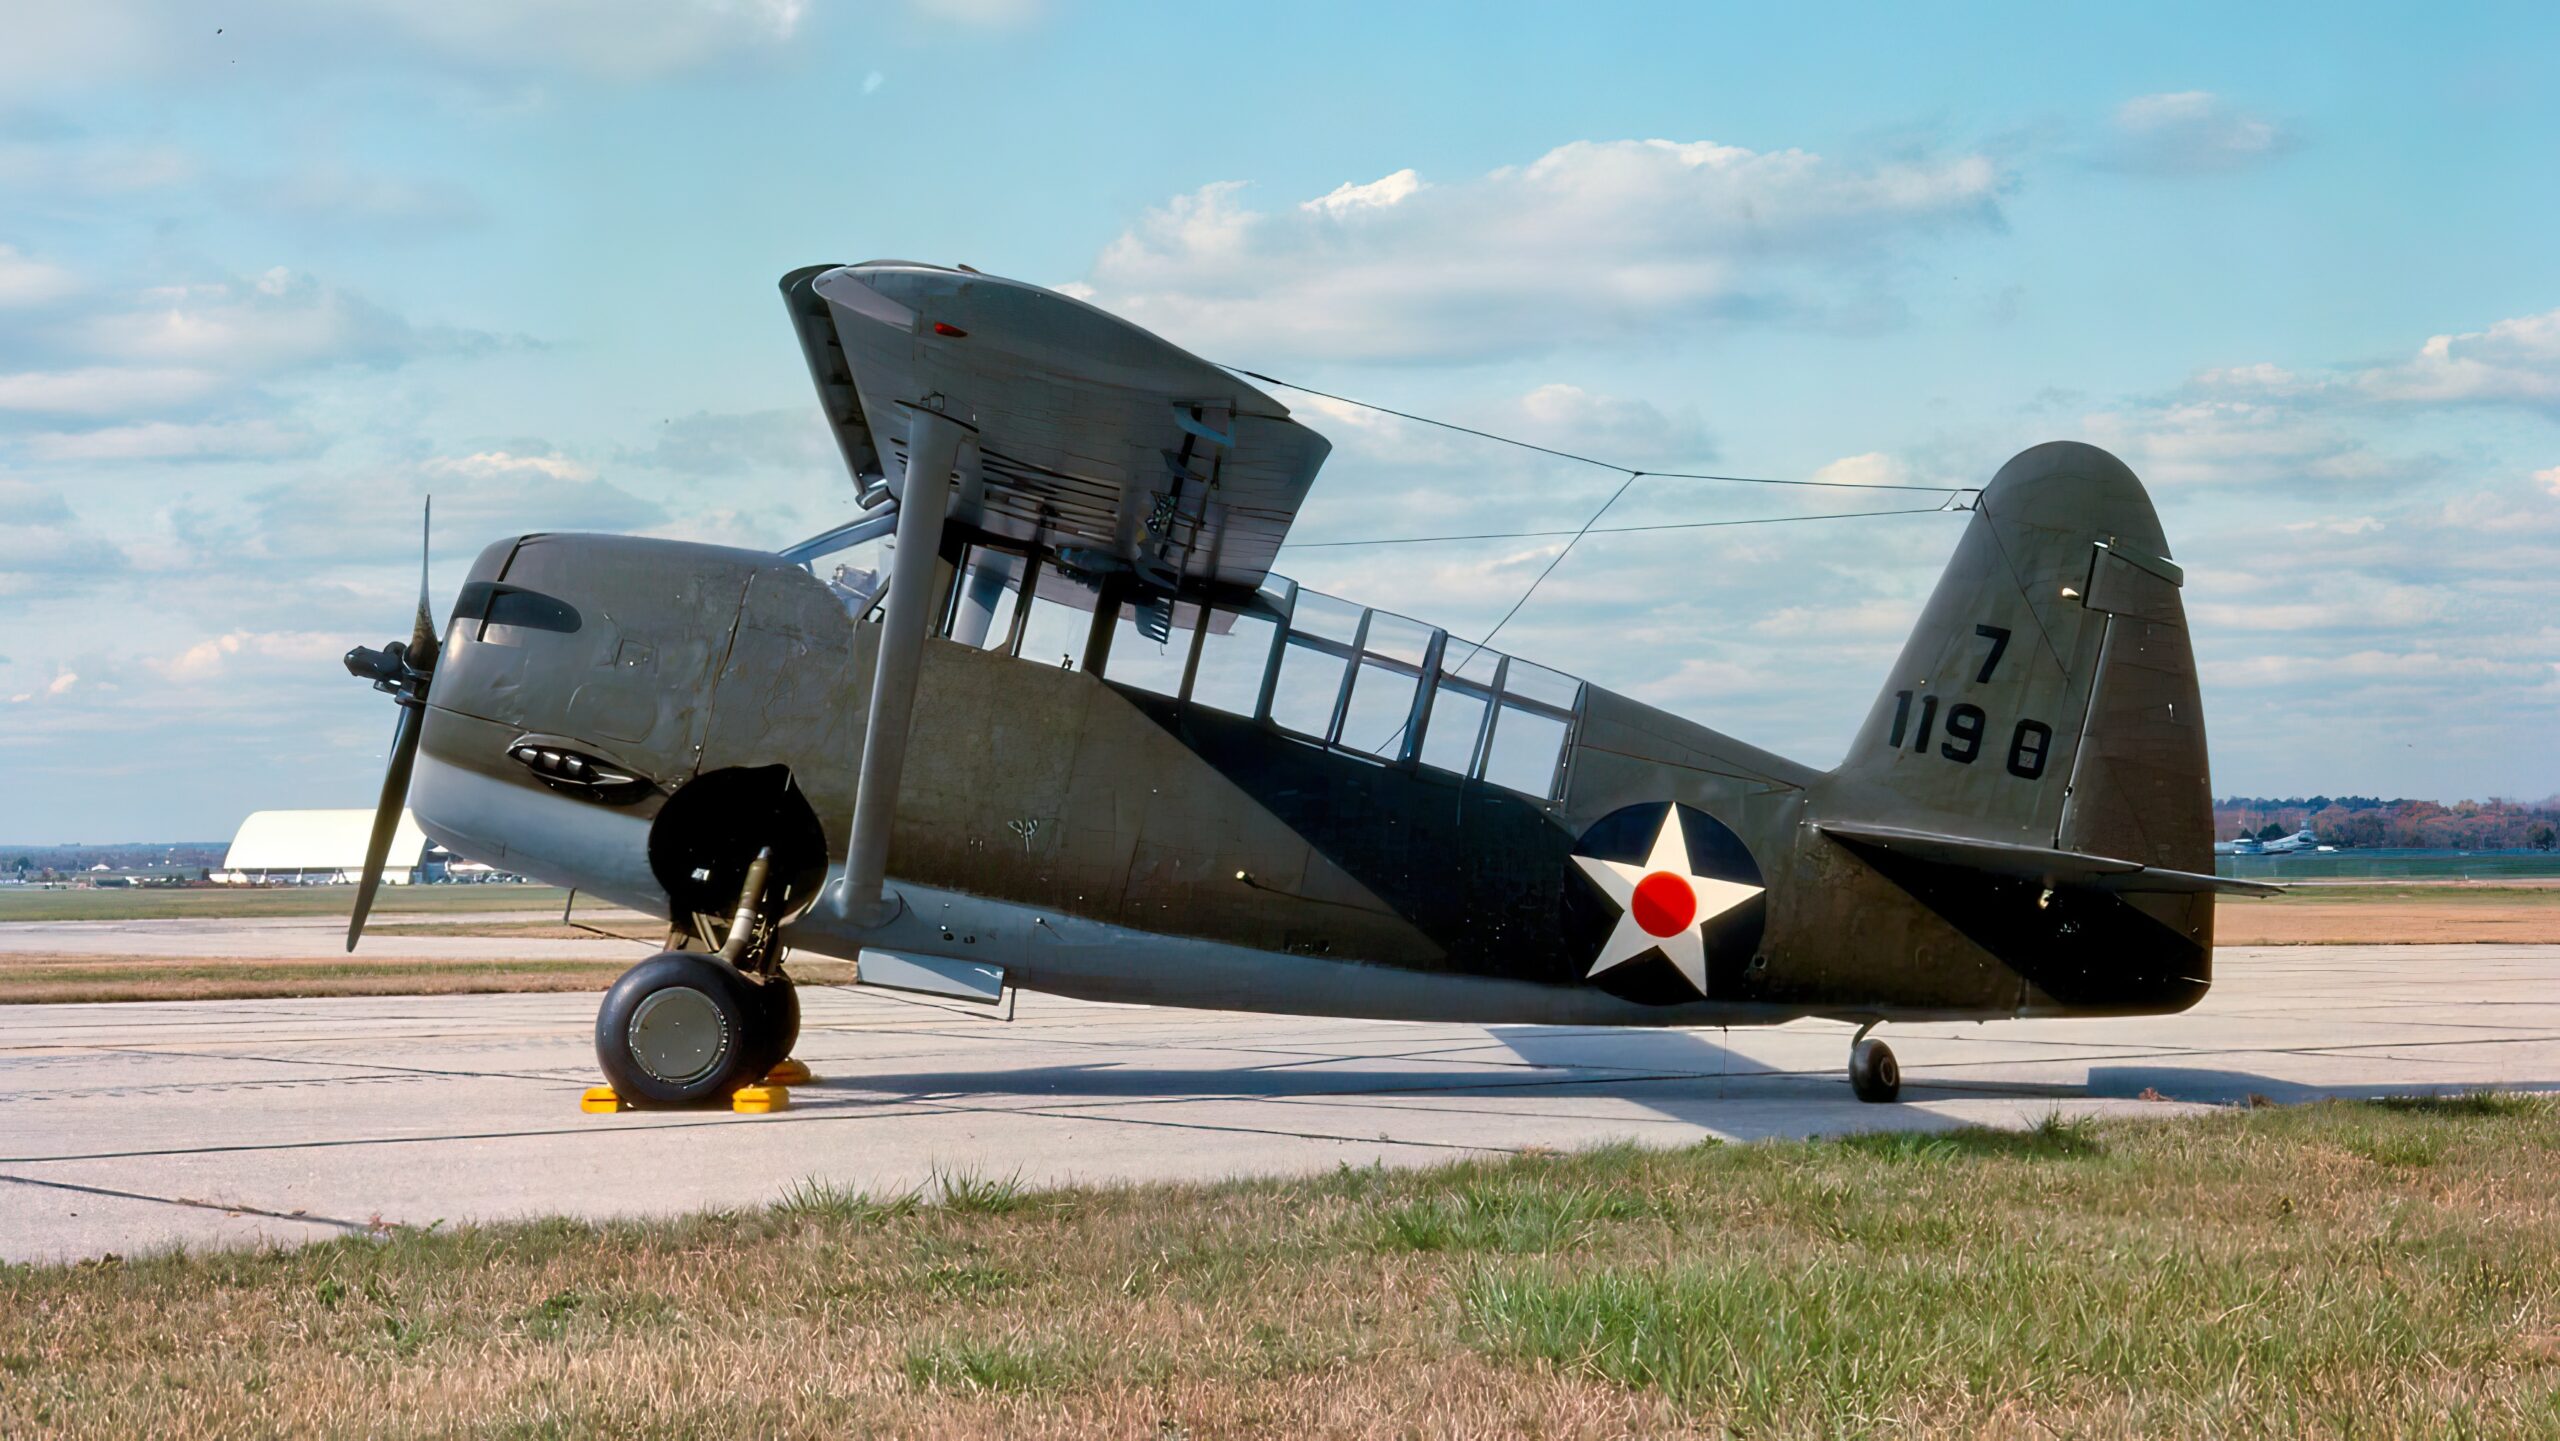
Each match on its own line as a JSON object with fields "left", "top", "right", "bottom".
{"left": 341, "top": 498, "right": 440, "bottom": 951}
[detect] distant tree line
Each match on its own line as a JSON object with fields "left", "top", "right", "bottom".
{"left": 2213, "top": 797, "right": 2560, "bottom": 851}
{"left": 3, "top": 843, "right": 229, "bottom": 879}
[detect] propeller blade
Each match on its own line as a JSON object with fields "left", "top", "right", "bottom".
{"left": 406, "top": 495, "right": 439, "bottom": 673}
{"left": 346, "top": 700, "right": 425, "bottom": 951}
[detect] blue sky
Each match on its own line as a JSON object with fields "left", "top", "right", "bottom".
{"left": 3, "top": 1, "right": 2557, "bottom": 840}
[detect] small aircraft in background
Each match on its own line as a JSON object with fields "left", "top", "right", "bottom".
{"left": 342, "top": 260, "right": 2271, "bottom": 1109}
{"left": 2214, "top": 829, "right": 2327, "bottom": 857}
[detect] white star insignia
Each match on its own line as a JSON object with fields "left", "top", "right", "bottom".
{"left": 1572, "top": 807, "right": 1763, "bottom": 997}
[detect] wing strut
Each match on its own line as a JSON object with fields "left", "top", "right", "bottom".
{"left": 832, "top": 404, "right": 968, "bottom": 926}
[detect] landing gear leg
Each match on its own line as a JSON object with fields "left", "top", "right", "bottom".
{"left": 595, "top": 846, "right": 801, "bottom": 1106}
{"left": 1847, "top": 1021, "right": 1901, "bottom": 1104}
{"left": 713, "top": 846, "right": 801, "bottom": 1081}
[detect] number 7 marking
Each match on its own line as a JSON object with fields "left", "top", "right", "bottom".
{"left": 1972, "top": 624, "right": 2012, "bottom": 684}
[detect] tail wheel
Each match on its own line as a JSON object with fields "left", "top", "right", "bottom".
{"left": 595, "top": 952, "right": 761, "bottom": 1107}
{"left": 739, "top": 973, "right": 800, "bottom": 1080}
{"left": 1849, "top": 1038, "right": 1902, "bottom": 1103}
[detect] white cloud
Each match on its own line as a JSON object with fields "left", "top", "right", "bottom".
{"left": 0, "top": 524, "right": 123, "bottom": 598}
{"left": 2537, "top": 465, "right": 2560, "bottom": 498}
{"left": 2174, "top": 306, "right": 2560, "bottom": 421}
{"left": 423, "top": 450, "right": 595, "bottom": 482}
{"left": 0, "top": 476, "right": 72, "bottom": 525}
{"left": 2101, "top": 91, "right": 2294, "bottom": 174}
{"left": 862, "top": 70, "right": 885, "bottom": 95}
{"left": 1806, "top": 452, "right": 1914, "bottom": 490}
{"left": 0, "top": 478, "right": 126, "bottom": 596}
{"left": 152, "top": 630, "right": 351, "bottom": 681}
{"left": 0, "top": 246, "right": 77, "bottom": 308}
{"left": 1075, "top": 138, "right": 2006, "bottom": 361}
{"left": 0, "top": 367, "right": 226, "bottom": 417}
{"left": 18, "top": 419, "right": 320, "bottom": 462}
{"left": 1302, "top": 168, "right": 1423, "bottom": 218}
{"left": 2079, "top": 398, "right": 2407, "bottom": 488}
{"left": 74, "top": 269, "right": 452, "bottom": 372}
{"left": 2347, "top": 308, "right": 2560, "bottom": 411}
{"left": 240, "top": 466, "right": 664, "bottom": 563}
{"left": 46, "top": 671, "right": 78, "bottom": 696}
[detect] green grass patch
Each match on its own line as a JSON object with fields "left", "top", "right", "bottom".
{"left": 902, "top": 1334, "right": 1092, "bottom": 1394}
{"left": 934, "top": 1170, "right": 1034, "bottom": 1216}
{"left": 1830, "top": 1110, "right": 2104, "bottom": 1162}
{"left": 4, "top": 1095, "right": 2557, "bottom": 1436}
{"left": 1373, "top": 1169, "right": 1647, "bottom": 1253}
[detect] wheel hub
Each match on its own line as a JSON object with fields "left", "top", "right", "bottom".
{"left": 627, "top": 986, "right": 728, "bottom": 1083}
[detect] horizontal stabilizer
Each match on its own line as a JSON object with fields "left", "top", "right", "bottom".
{"left": 1818, "top": 821, "right": 2282, "bottom": 897}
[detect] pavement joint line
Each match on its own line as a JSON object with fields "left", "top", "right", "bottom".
{"left": 0, "top": 1079, "right": 1526, "bottom": 1169}
{"left": 81, "top": 1044, "right": 577, "bottom": 1087}
{"left": 0, "top": 1172, "right": 377, "bottom": 1235}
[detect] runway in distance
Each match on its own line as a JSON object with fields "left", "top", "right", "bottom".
{"left": 340, "top": 260, "right": 2273, "bottom": 1108}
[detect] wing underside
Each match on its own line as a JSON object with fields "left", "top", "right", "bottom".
{"left": 781, "top": 261, "right": 1330, "bottom": 594}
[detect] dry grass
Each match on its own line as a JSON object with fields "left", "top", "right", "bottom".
{"left": 4, "top": 1097, "right": 2557, "bottom": 1437}
{"left": 2219, "top": 884, "right": 2560, "bottom": 945}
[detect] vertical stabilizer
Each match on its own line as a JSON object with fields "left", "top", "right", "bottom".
{"left": 1829, "top": 441, "right": 2209, "bottom": 869}
{"left": 1819, "top": 441, "right": 2216, "bottom": 1011}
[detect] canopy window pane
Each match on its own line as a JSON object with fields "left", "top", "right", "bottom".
{"left": 1502, "top": 658, "right": 1581, "bottom": 710}
{"left": 1438, "top": 639, "right": 1504, "bottom": 688}
{"left": 1014, "top": 562, "right": 1099, "bottom": 672}
{"left": 1102, "top": 599, "right": 1200, "bottom": 697}
{"left": 1337, "top": 659, "right": 1419, "bottom": 760}
{"left": 1268, "top": 637, "right": 1349, "bottom": 738}
{"left": 1189, "top": 609, "right": 1278, "bottom": 715}
{"left": 1361, "top": 612, "right": 1434, "bottom": 667}
{"left": 1286, "top": 590, "right": 1364, "bottom": 646}
{"left": 1418, "top": 686, "right": 1488, "bottom": 776}
{"left": 1481, "top": 705, "right": 1570, "bottom": 798}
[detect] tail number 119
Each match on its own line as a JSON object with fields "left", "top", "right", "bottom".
{"left": 1887, "top": 625, "right": 2051, "bottom": 780}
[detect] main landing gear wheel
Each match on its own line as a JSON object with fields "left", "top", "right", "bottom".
{"left": 595, "top": 952, "right": 762, "bottom": 1108}
{"left": 1849, "top": 1037, "right": 1902, "bottom": 1104}
{"left": 739, "top": 973, "right": 800, "bottom": 1082}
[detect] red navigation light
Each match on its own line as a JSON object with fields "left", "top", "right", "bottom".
{"left": 932, "top": 321, "right": 968, "bottom": 337}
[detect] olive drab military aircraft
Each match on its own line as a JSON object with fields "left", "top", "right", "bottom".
{"left": 341, "top": 259, "right": 2273, "bottom": 1109}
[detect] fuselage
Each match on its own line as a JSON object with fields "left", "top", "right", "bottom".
{"left": 408, "top": 503, "right": 2216, "bottom": 1029}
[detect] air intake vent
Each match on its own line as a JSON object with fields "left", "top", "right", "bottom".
{"left": 507, "top": 736, "right": 653, "bottom": 805}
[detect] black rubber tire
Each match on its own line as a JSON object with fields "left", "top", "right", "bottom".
{"left": 1849, "top": 1038, "right": 1902, "bottom": 1103}
{"left": 738, "top": 973, "right": 800, "bottom": 1081}
{"left": 594, "top": 952, "right": 761, "bottom": 1108}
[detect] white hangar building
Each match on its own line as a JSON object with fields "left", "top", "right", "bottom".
{"left": 212, "top": 809, "right": 445, "bottom": 886}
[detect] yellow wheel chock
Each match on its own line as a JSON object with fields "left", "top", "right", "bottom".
{"left": 580, "top": 1082, "right": 792, "bottom": 1114}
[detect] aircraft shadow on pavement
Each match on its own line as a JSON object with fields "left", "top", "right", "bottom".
{"left": 796, "top": 1023, "right": 2546, "bottom": 1134}
{"left": 796, "top": 1025, "right": 1850, "bottom": 1112}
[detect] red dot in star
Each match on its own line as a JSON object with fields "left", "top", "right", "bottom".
{"left": 1631, "top": 871, "right": 1697, "bottom": 937}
